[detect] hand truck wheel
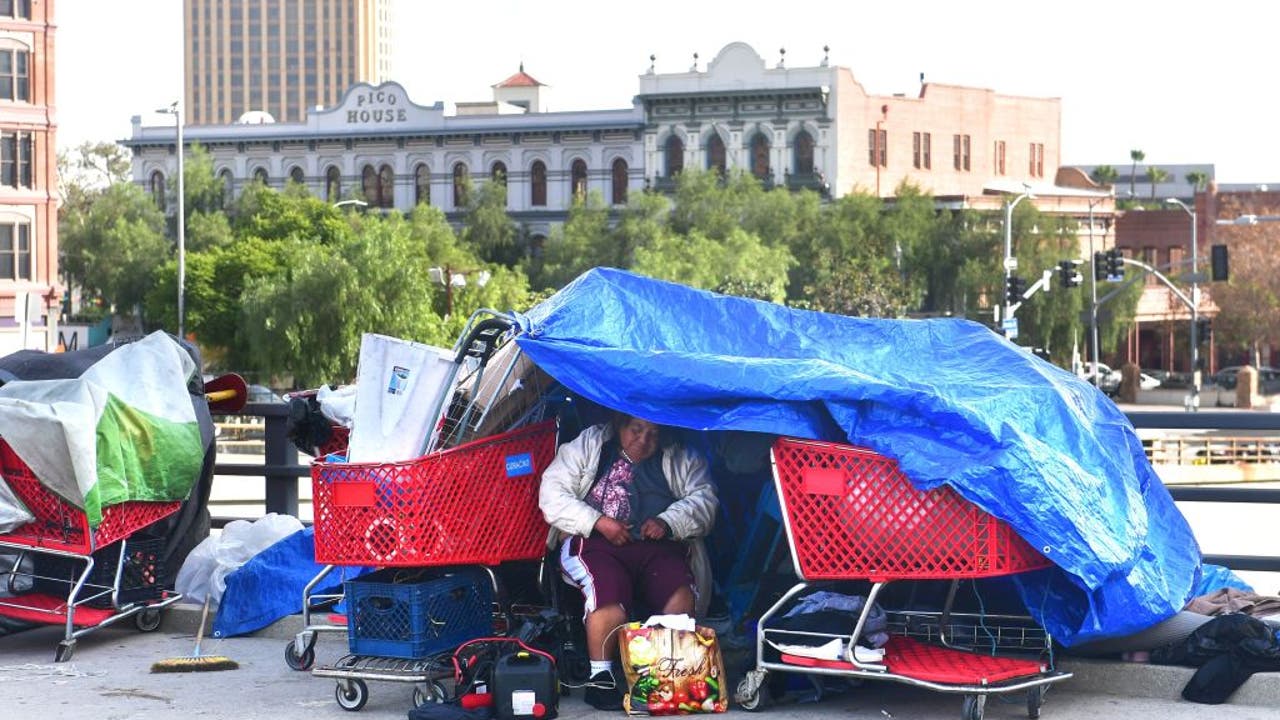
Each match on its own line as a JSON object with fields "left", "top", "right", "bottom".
{"left": 135, "top": 607, "right": 163, "bottom": 632}
{"left": 284, "top": 638, "right": 316, "bottom": 671}
{"left": 1027, "top": 685, "right": 1047, "bottom": 719}
{"left": 335, "top": 678, "right": 369, "bottom": 711}
{"left": 962, "top": 693, "right": 986, "bottom": 720}
{"left": 413, "top": 679, "right": 448, "bottom": 707}
{"left": 735, "top": 670, "right": 769, "bottom": 712}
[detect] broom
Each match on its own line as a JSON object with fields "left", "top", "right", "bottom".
{"left": 151, "top": 595, "right": 239, "bottom": 673}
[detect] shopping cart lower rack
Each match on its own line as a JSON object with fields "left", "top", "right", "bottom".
{"left": 0, "top": 441, "right": 183, "bottom": 661}
{"left": 735, "top": 437, "right": 1071, "bottom": 720}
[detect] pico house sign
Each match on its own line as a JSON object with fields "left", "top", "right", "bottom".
{"left": 312, "top": 81, "right": 444, "bottom": 132}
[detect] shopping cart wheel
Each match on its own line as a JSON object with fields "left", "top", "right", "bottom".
{"left": 412, "top": 680, "right": 447, "bottom": 707}
{"left": 735, "top": 670, "right": 769, "bottom": 712}
{"left": 335, "top": 679, "right": 369, "bottom": 711}
{"left": 961, "top": 693, "right": 986, "bottom": 720}
{"left": 284, "top": 638, "right": 316, "bottom": 671}
{"left": 55, "top": 640, "right": 76, "bottom": 663}
{"left": 134, "top": 608, "right": 163, "bottom": 632}
{"left": 1026, "top": 685, "right": 1047, "bottom": 719}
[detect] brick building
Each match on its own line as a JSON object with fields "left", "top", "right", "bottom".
{"left": 0, "top": 0, "right": 57, "bottom": 353}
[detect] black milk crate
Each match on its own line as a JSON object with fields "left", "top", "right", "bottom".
{"left": 345, "top": 566, "right": 494, "bottom": 659}
{"left": 30, "top": 533, "right": 165, "bottom": 609}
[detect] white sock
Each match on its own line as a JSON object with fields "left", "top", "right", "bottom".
{"left": 590, "top": 660, "right": 613, "bottom": 679}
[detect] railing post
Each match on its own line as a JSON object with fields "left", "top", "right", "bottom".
{"left": 259, "top": 404, "right": 298, "bottom": 517}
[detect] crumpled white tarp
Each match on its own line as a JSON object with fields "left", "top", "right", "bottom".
{"left": 174, "top": 513, "right": 303, "bottom": 605}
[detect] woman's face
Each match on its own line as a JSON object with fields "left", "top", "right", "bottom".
{"left": 619, "top": 417, "right": 661, "bottom": 463}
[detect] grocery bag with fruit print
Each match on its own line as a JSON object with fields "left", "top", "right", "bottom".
{"left": 619, "top": 620, "right": 728, "bottom": 715}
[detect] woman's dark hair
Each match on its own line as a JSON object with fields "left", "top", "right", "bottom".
{"left": 610, "top": 411, "right": 677, "bottom": 447}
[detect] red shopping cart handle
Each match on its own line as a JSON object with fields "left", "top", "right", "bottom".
{"left": 204, "top": 373, "right": 248, "bottom": 414}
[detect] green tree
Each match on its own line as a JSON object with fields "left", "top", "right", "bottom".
{"left": 633, "top": 227, "right": 794, "bottom": 303}
{"left": 1146, "top": 166, "right": 1170, "bottom": 200}
{"left": 1129, "top": 149, "right": 1145, "bottom": 200}
{"left": 60, "top": 182, "right": 169, "bottom": 314}
{"left": 531, "top": 191, "right": 613, "bottom": 290}
{"left": 1091, "top": 165, "right": 1119, "bottom": 187}
{"left": 462, "top": 180, "right": 521, "bottom": 266}
{"left": 1185, "top": 170, "right": 1209, "bottom": 192}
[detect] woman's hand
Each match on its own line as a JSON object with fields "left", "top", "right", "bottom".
{"left": 640, "top": 517, "right": 671, "bottom": 540}
{"left": 594, "top": 516, "right": 631, "bottom": 546}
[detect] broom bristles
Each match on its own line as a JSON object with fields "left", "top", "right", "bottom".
{"left": 150, "top": 655, "right": 239, "bottom": 673}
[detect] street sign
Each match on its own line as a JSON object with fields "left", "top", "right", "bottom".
{"left": 1002, "top": 317, "right": 1019, "bottom": 339}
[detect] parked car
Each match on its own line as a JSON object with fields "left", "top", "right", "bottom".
{"left": 1213, "top": 366, "right": 1280, "bottom": 393}
{"left": 1077, "top": 362, "right": 1121, "bottom": 396}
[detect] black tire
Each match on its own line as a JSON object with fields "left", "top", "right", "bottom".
{"left": 284, "top": 639, "right": 315, "bottom": 671}
{"left": 1027, "top": 686, "right": 1047, "bottom": 719}
{"left": 134, "top": 608, "right": 163, "bottom": 632}
{"left": 335, "top": 679, "right": 368, "bottom": 711}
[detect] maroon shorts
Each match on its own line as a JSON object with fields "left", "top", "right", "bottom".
{"left": 559, "top": 534, "right": 694, "bottom": 617}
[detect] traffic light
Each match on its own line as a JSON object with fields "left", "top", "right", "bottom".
{"left": 1093, "top": 251, "right": 1107, "bottom": 282}
{"left": 1105, "top": 248, "right": 1125, "bottom": 279}
{"left": 1006, "top": 275, "right": 1026, "bottom": 304}
{"left": 1058, "top": 259, "right": 1082, "bottom": 288}
{"left": 1210, "top": 244, "right": 1229, "bottom": 282}
{"left": 1195, "top": 318, "right": 1212, "bottom": 344}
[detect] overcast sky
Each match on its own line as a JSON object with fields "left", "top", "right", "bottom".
{"left": 56, "top": 0, "right": 1280, "bottom": 183}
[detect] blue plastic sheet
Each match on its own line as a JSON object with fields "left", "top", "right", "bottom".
{"left": 212, "top": 528, "right": 371, "bottom": 638}
{"left": 515, "top": 268, "right": 1202, "bottom": 646}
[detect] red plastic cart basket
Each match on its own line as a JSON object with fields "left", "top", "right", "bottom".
{"left": 311, "top": 420, "right": 557, "bottom": 567}
{"left": 0, "top": 440, "right": 181, "bottom": 554}
{"left": 772, "top": 437, "right": 1049, "bottom": 582}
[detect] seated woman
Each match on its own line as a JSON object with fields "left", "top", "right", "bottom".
{"left": 539, "top": 412, "right": 718, "bottom": 710}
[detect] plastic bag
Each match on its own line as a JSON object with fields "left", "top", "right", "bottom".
{"left": 174, "top": 513, "right": 303, "bottom": 605}
{"left": 0, "top": 476, "right": 33, "bottom": 534}
{"left": 317, "top": 383, "right": 356, "bottom": 428}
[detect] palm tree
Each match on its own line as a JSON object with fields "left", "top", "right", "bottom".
{"left": 1146, "top": 166, "right": 1170, "bottom": 200}
{"left": 1092, "top": 165, "right": 1119, "bottom": 187}
{"left": 1129, "top": 149, "right": 1145, "bottom": 199}
{"left": 1186, "top": 170, "right": 1209, "bottom": 193}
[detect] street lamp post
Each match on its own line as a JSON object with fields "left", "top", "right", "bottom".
{"left": 1002, "top": 186, "right": 1034, "bottom": 324}
{"left": 157, "top": 102, "right": 185, "bottom": 339}
{"left": 428, "top": 266, "right": 491, "bottom": 317}
{"left": 1166, "top": 197, "right": 1199, "bottom": 410}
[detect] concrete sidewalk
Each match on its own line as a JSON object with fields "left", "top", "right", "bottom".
{"left": 1, "top": 604, "right": 1278, "bottom": 720}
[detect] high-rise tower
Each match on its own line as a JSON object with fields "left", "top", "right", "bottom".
{"left": 184, "top": 0, "right": 391, "bottom": 125}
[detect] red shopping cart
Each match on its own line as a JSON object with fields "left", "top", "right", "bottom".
{"left": 736, "top": 437, "right": 1070, "bottom": 720}
{"left": 0, "top": 441, "right": 184, "bottom": 661}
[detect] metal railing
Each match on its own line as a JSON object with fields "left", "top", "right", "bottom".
{"left": 212, "top": 407, "right": 1280, "bottom": 574}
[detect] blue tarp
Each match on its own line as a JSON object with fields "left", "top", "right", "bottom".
{"left": 514, "top": 268, "right": 1202, "bottom": 646}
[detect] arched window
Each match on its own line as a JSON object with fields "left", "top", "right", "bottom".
{"left": 325, "top": 165, "right": 342, "bottom": 202}
{"left": 793, "top": 130, "right": 815, "bottom": 175}
{"left": 491, "top": 161, "right": 507, "bottom": 187}
{"left": 570, "top": 159, "right": 588, "bottom": 201}
{"left": 289, "top": 165, "right": 305, "bottom": 185}
{"left": 218, "top": 168, "right": 234, "bottom": 207}
{"left": 414, "top": 163, "right": 430, "bottom": 206}
{"left": 750, "top": 133, "right": 770, "bottom": 180}
{"left": 664, "top": 135, "right": 684, "bottom": 177}
{"left": 452, "top": 162, "right": 469, "bottom": 207}
{"left": 150, "top": 170, "right": 166, "bottom": 210}
{"left": 361, "top": 164, "right": 378, "bottom": 203}
{"left": 530, "top": 161, "right": 547, "bottom": 206}
{"left": 253, "top": 166, "right": 269, "bottom": 184}
{"left": 611, "top": 158, "right": 628, "bottom": 205}
{"left": 706, "top": 134, "right": 726, "bottom": 175}
{"left": 377, "top": 164, "right": 394, "bottom": 208}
